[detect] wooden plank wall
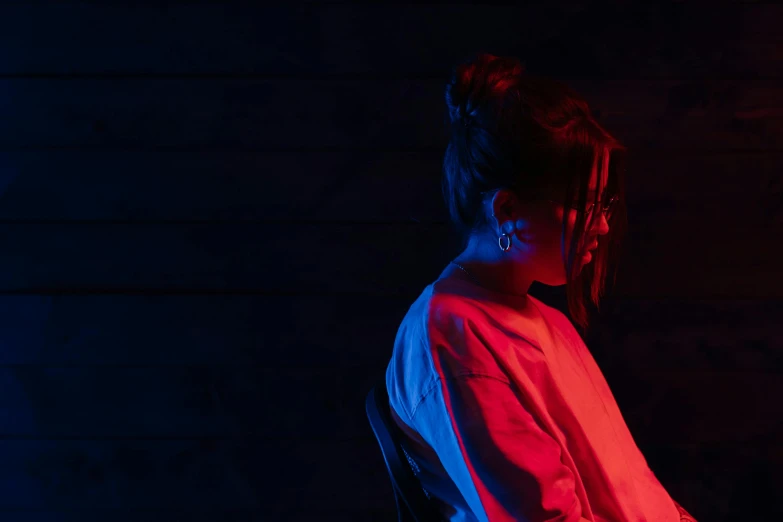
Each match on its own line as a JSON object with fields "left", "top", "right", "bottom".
{"left": 0, "top": 3, "right": 780, "bottom": 521}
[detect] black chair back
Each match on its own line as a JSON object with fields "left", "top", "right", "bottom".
{"left": 365, "top": 383, "right": 443, "bottom": 522}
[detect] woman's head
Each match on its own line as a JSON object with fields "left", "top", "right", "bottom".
{"left": 442, "top": 52, "right": 628, "bottom": 331}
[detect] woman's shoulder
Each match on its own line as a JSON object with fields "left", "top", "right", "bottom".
{"left": 428, "top": 271, "right": 501, "bottom": 320}
{"left": 386, "top": 276, "right": 492, "bottom": 411}
{"left": 390, "top": 273, "right": 494, "bottom": 340}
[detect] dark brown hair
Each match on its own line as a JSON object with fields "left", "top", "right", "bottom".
{"left": 441, "top": 52, "right": 628, "bottom": 333}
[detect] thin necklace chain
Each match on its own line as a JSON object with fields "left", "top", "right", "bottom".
{"left": 449, "top": 261, "right": 529, "bottom": 301}
{"left": 450, "top": 261, "right": 480, "bottom": 286}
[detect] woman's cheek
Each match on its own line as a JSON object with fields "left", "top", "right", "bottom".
{"left": 562, "top": 212, "right": 578, "bottom": 257}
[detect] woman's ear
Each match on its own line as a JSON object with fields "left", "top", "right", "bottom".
{"left": 490, "top": 188, "right": 521, "bottom": 225}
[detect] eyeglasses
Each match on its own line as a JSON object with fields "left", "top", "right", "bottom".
{"left": 480, "top": 189, "right": 620, "bottom": 220}
{"left": 557, "top": 194, "right": 619, "bottom": 221}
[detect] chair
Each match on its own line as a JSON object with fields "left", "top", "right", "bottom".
{"left": 365, "top": 382, "right": 444, "bottom": 522}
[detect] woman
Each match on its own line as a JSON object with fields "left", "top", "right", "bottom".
{"left": 385, "top": 53, "right": 697, "bottom": 521}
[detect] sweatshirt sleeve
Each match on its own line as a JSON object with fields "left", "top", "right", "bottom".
{"left": 410, "top": 374, "right": 583, "bottom": 522}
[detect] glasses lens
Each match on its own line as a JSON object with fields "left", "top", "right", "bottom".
{"left": 573, "top": 195, "right": 618, "bottom": 220}
{"left": 585, "top": 196, "right": 617, "bottom": 220}
{"left": 603, "top": 196, "right": 617, "bottom": 220}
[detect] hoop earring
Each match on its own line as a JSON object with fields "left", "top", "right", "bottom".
{"left": 498, "top": 232, "right": 512, "bottom": 252}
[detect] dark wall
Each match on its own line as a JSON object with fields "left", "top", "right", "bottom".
{"left": 1, "top": 3, "right": 781, "bottom": 521}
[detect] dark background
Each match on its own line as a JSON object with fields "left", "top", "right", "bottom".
{"left": 0, "top": 2, "right": 781, "bottom": 521}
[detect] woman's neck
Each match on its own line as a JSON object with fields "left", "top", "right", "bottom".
{"left": 452, "top": 240, "right": 533, "bottom": 299}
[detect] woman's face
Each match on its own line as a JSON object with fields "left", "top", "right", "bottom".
{"left": 492, "top": 167, "right": 610, "bottom": 287}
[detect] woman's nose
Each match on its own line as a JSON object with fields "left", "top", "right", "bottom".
{"left": 588, "top": 211, "right": 611, "bottom": 235}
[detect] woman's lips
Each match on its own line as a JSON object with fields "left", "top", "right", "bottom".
{"left": 581, "top": 241, "right": 598, "bottom": 261}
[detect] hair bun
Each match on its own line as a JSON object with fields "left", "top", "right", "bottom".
{"left": 445, "top": 53, "right": 525, "bottom": 127}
